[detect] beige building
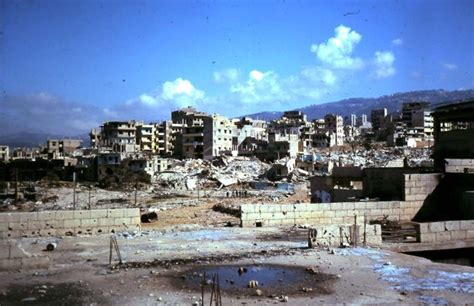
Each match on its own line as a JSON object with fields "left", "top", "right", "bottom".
{"left": 324, "top": 114, "right": 344, "bottom": 146}
{"left": 136, "top": 124, "right": 154, "bottom": 153}
{"left": 46, "top": 139, "right": 82, "bottom": 158}
{"left": 203, "top": 114, "right": 234, "bottom": 160}
{"left": 101, "top": 121, "right": 141, "bottom": 152}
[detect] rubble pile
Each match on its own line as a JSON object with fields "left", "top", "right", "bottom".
{"left": 156, "top": 156, "right": 271, "bottom": 190}
{"left": 314, "top": 147, "right": 432, "bottom": 169}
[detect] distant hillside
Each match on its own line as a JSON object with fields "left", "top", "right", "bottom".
{"left": 0, "top": 132, "right": 90, "bottom": 149}
{"left": 244, "top": 89, "right": 474, "bottom": 121}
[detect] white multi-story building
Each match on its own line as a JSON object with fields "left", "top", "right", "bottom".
{"left": 203, "top": 114, "right": 234, "bottom": 160}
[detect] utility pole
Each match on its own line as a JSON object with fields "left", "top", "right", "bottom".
{"left": 73, "top": 172, "right": 76, "bottom": 210}
{"left": 88, "top": 184, "right": 91, "bottom": 210}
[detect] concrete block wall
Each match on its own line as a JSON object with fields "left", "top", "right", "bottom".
{"left": 445, "top": 159, "right": 474, "bottom": 174}
{"left": 240, "top": 201, "right": 425, "bottom": 228}
{"left": 0, "top": 241, "right": 49, "bottom": 271}
{"left": 416, "top": 220, "right": 474, "bottom": 243}
{"left": 403, "top": 173, "right": 442, "bottom": 201}
{"left": 308, "top": 224, "right": 382, "bottom": 247}
{"left": 0, "top": 208, "right": 141, "bottom": 239}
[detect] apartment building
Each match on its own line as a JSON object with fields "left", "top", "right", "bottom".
{"left": 203, "top": 114, "right": 234, "bottom": 160}
{"left": 324, "top": 114, "right": 344, "bottom": 146}
{"left": 101, "top": 121, "right": 141, "bottom": 153}
{"left": 136, "top": 124, "right": 154, "bottom": 153}
{"left": 371, "top": 108, "right": 388, "bottom": 130}
{"left": 46, "top": 139, "right": 82, "bottom": 158}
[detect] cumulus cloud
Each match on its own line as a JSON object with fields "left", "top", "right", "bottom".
{"left": 443, "top": 63, "right": 458, "bottom": 70}
{"left": 392, "top": 38, "right": 403, "bottom": 46}
{"left": 0, "top": 92, "right": 102, "bottom": 136}
{"left": 310, "top": 25, "right": 363, "bottom": 70}
{"left": 161, "top": 78, "right": 205, "bottom": 107}
{"left": 230, "top": 70, "right": 291, "bottom": 104}
{"left": 213, "top": 68, "right": 239, "bottom": 83}
{"left": 372, "top": 51, "right": 396, "bottom": 79}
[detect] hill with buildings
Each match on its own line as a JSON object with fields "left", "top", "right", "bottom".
{"left": 244, "top": 89, "right": 474, "bottom": 121}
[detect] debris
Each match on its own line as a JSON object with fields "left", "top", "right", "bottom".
{"left": 46, "top": 242, "right": 57, "bottom": 251}
{"left": 248, "top": 280, "right": 258, "bottom": 288}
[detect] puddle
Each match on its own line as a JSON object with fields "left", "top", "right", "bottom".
{"left": 0, "top": 282, "right": 107, "bottom": 305}
{"left": 171, "top": 264, "right": 336, "bottom": 296}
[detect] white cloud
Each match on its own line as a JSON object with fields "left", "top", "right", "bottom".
{"left": 160, "top": 78, "right": 205, "bottom": 108}
{"left": 213, "top": 68, "right": 239, "bottom": 83}
{"left": 300, "top": 66, "right": 337, "bottom": 85}
{"left": 310, "top": 25, "right": 363, "bottom": 70}
{"left": 373, "top": 51, "right": 396, "bottom": 79}
{"left": 230, "top": 70, "right": 290, "bottom": 104}
{"left": 443, "top": 63, "right": 458, "bottom": 70}
{"left": 139, "top": 94, "right": 157, "bottom": 106}
{"left": 410, "top": 71, "right": 422, "bottom": 79}
{"left": 392, "top": 38, "right": 403, "bottom": 46}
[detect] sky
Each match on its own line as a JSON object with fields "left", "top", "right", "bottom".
{"left": 1, "top": 0, "right": 473, "bottom": 135}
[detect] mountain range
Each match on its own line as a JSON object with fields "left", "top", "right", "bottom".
{"left": 243, "top": 89, "right": 474, "bottom": 121}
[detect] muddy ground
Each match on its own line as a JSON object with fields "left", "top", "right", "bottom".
{"left": 1, "top": 187, "right": 473, "bottom": 305}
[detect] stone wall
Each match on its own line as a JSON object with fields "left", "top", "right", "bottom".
{"left": 444, "top": 159, "right": 474, "bottom": 174}
{"left": 307, "top": 224, "right": 382, "bottom": 247}
{"left": 416, "top": 220, "right": 474, "bottom": 243}
{"left": 0, "top": 208, "right": 141, "bottom": 239}
{"left": 240, "top": 201, "right": 424, "bottom": 228}
{"left": 403, "top": 173, "right": 442, "bottom": 201}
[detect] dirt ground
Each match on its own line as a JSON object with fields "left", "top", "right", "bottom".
{"left": 1, "top": 187, "right": 473, "bottom": 305}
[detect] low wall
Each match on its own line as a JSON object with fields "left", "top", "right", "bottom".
{"left": 0, "top": 240, "right": 49, "bottom": 271}
{"left": 240, "top": 201, "right": 424, "bottom": 228}
{"left": 0, "top": 208, "right": 141, "bottom": 239}
{"left": 403, "top": 173, "right": 442, "bottom": 201}
{"left": 308, "top": 224, "right": 382, "bottom": 247}
{"left": 445, "top": 159, "right": 474, "bottom": 174}
{"left": 416, "top": 220, "right": 474, "bottom": 243}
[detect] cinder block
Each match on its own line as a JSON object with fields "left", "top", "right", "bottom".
{"left": 318, "top": 203, "right": 331, "bottom": 211}
{"left": 27, "top": 221, "right": 46, "bottom": 230}
{"left": 36, "top": 211, "right": 56, "bottom": 221}
{"left": 39, "top": 228, "right": 58, "bottom": 237}
{"left": 451, "top": 230, "right": 467, "bottom": 240}
{"left": 81, "top": 219, "right": 98, "bottom": 227}
{"left": 429, "top": 222, "right": 445, "bottom": 233}
{"left": 7, "top": 222, "right": 26, "bottom": 231}
{"left": 74, "top": 210, "right": 91, "bottom": 219}
{"left": 56, "top": 211, "right": 75, "bottom": 220}
{"left": 444, "top": 221, "right": 460, "bottom": 231}
{"left": 130, "top": 217, "right": 141, "bottom": 225}
{"left": 466, "top": 230, "right": 474, "bottom": 239}
{"left": 90, "top": 209, "right": 108, "bottom": 218}
{"left": 418, "top": 223, "right": 429, "bottom": 233}
{"left": 420, "top": 233, "right": 436, "bottom": 243}
{"left": 123, "top": 208, "right": 140, "bottom": 217}
{"left": 98, "top": 218, "right": 115, "bottom": 227}
{"left": 113, "top": 218, "right": 130, "bottom": 226}
{"left": 63, "top": 219, "right": 81, "bottom": 228}
{"left": 107, "top": 209, "right": 124, "bottom": 218}
{"left": 460, "top": 220, "right": 474, "bottom": 230}
{"left": 435, "top": 231, "right": 451, "bottom": 242}
{"left": 19, "top": 212, "right": 38, "bottom": 222}
{"left": 342, "top": 202, "right": 355, "bottom": 210}
{"left": 323, "top": 210, "right": 335, "bottom": 218}
{"left": 310, "top": 211, "right": 324, "bottom": 218}
{"left": 405, "top": 194, "right": 417, "bottom": 201}
{"left": 335, "top": 210, "right": 347, "bottom": 217}
{"left": 44, "top": 220, "right": 63, "bottom": 229}
{"left": 354, "top": 202, "right": 366, "bottom": 210}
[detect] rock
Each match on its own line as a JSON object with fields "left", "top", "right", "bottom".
{"left": 279, "top": 295, "right": 289, "bottom": 302}
{"left": 306, "top": 267, "right": 318, "bottom": 274}
{"left": 255, "top": 289, "right": 263, "bottom": 296}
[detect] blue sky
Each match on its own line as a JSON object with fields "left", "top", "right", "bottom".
{"left": 1, "top": 0, "right": 473, "bottom": 135}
